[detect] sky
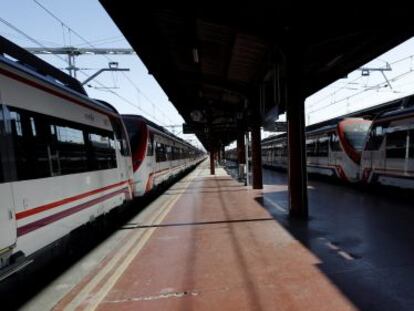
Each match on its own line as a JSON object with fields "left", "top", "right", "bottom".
{"left": 1, "top": 1, "right": 414, "bottom": 148}
{"left": 0, "top": 0, "right": 203, "bottom": 149}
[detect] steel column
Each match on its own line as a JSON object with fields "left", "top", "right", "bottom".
{"left": 286, "top": 38, "right": 308, "bottom": 218}
{"left": 251, "top": 124, "right": 263, "bottom": 189}
{"left": 210, "top": 149, "right": 215, "bottom": 175}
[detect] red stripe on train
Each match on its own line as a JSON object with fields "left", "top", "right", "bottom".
{"left": 16, "top": 180, "right": 130, "bottom": 220}
{"left": 17, "top": 188, "right": 129, "bottom": 237}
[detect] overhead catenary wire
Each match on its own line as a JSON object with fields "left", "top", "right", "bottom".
{"left": 0, "top": 16, "right": 69, "bottom": 66}
{"left": 307, "top": 69, "right": 414, "bottom": 114}
{"left": 6, "top": 0, "right": 169, "bottom": 126}
{"left": 307, "top": 49, "right": 414, "bottom": 112}
{"left": 32, "top": 0, "right": 176, "bottom": 126}
{"left": 0, "top": 16, "right": 164, "bottom": 126}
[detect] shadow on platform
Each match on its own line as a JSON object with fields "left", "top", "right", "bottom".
{"left": 254, "top": 170, "right": 414, "bottom": 311}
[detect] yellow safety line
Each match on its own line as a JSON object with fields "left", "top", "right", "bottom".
{"left": 62, "top": 167, "right": 200, "bottom": 311}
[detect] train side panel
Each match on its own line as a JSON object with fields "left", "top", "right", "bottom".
{"left": 361, "top": 111, "right": 414, "bottom": 189}
{"left": 123, "top": 115, "right": 204, "bottom": 197}
{"left": 0, "top": 60, "right": 133, "bottom": 270}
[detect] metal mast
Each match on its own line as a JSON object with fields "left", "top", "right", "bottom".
{"left": 25, "top": 47, "right": 135, "bottom": 78}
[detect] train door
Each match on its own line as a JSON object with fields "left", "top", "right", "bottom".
{"left": 0, "top": 184, "right": 16, "bottom": 253}
{"left": 379, "top": 130, "right": 387, "bottom": 170}
{"left": 112, "top": 119, "right": 131, "bottom": 183}
{"left": 147, "top": 134, "right": 155, "bottom": 174}
{"left": 154, "top": 138, "right": 160, "bottom": 176}
{"left": 167, "top": 144, "right": 173, "bottom": 176}
{"left": 385, "top": 129, "right": 406, "bottom": 172}
{"left": 0, "top": 102, "right": 17, "bottom": 254}
{"left": 330, "top": 132, "right": 342, "bottom": 166}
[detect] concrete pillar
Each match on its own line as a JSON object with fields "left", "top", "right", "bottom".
{"left": 210, "top": 149, "right": 215, "bottom": 175}
{"left": 286, "top": 38, "right": 308, "bottom": 219}
{"left": 251, "top": 124, "right": 263, "bottom": 189}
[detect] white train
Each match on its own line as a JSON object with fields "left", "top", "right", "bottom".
{"left": 261, "top": 118, "right": 372, "bottom": 182}
{"left": 0, "top": 36, "right": 134, "bottom": 279}
{"left": 361, "top": 104, "right": 414, "bottom": 189}
{"left": 0, "top": 36, "right": 204, "bottom": 281}
{"left": 122, "top": 115, "right": 205, "bottom": 197}
{"left": 227, "top": 95, "right": 414, "bottom": 191}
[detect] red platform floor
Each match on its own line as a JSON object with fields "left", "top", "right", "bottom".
{"left": 54, "top": 161, "right": 355, "bottom": 311}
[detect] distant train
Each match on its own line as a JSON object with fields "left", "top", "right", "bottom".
{"left": 122, "top": 115, "right": 205, "bottom": 197}
{"left": 361, "top": 104, "right": 414, "bottom": 189}
{"left": 226, "top": 96, "right": 414, "bottom": 190}
{"left": 261, "top": 118, "right": 372, "bottom": 182}
{"left": 0, "top": 36, "right": 204, "bottom": 281}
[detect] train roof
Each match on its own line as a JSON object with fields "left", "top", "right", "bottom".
{"left": 375, "top": 103, "right": 414, "bottom": 121}
{"left": 262, "top": 121, "right": 339, "bottom": 144}
{"left": 122, "top": 114, "right": 201, "bottom": 151}
{"left": 344, "top": 93, "right": 414, "bottom": 120}
{"left": 0, "top": 36, "right": 118, "bottom": 117}
{"left": 260, "top": 95, "right": 414, "bottom": 146}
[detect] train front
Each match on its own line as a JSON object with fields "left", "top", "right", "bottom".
{"left": 336, "top": 118, "right": 372, "bottom": 182}
{"left": 122, "top": 115, "right": 153, "bottom": 196}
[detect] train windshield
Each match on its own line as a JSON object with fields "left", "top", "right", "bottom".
{"left": 122, "top": 118, "right": 140, "bottom": 153}
{"left": 343, "top": 122, "right": 371, "bottom": 151}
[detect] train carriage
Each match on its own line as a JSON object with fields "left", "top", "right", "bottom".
{"left": 361, "top": 105, "right": 414, "bottom": 189}
{"left": 261, "top": 118, "right": 371, "bottom": 182}
{"left": 122, "top": 114, "right": 204, "bottom": 197}
{"left": 0, "top": 36, "right": 133, "bottom": 279}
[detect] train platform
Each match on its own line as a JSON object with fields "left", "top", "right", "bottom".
{"left": 51, "top": 160, "right": 355, "bottom": 311}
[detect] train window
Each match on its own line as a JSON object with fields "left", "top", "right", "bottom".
{"left": 53, "top": 126, "right": 88, "bottom": 175}
{"left": 10, "top": 111, "right": 23, "bottom": 136}
{"left": 177, "top": 147, "right": 182, "bottom": 159}
{"left": 171, "top": 146, "right": 177, "bottom": 160}
{"left": 156, "top": 142, "right": 166, "bottom": 162}
{"left": 306, "top": 138, "right": 316, "bottom": 157}
{"left": 111, "top": 118, "right": 130, "bottom": 156}
{"left": 166, "top": 145, "right": 172, "bottom": 160}
{"left": 30, "top": 117, "right": 37, "bottom": 136}
{"left": 56, "top": 126, "right": 84, "bottom": 144}
{"left": 4, "top": 106, "right": 51, "bottom": 180}
{"left": 88, "top": 132, "right": 117, "bottom": 170}
{"left": 410, "top": 130, "right": 414, "bottom": 158}
{"left": 147, "top": 137, "right": 154, "bottom": 156}
{"left": 1, "top": 105, "right": 121, "bottom": 181}
{"left": 343, "top": 122, "right": 371, "bottom": 151}
{"left": 376, "top": 126, "right": 383, "bottom": 136}
{"left": 386, "top": 130, "right": 407, "bottom": 158}
{"left": 366, "top": 125, "right": 385, "bottom": 151}
{"left": 177, "top": 147, "right": 181, "bottom": 160}
{"left": 317, "top": 136, "right": 329, "bottom": 157}
{"left": 330, "top": 133, "right": 341, "bottom": 151}
{"left": 9, "top": 109, "right": 34, "bottom": 180}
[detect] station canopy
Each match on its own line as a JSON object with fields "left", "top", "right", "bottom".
{"left": 99, "top": 3, "right": 414, "bottom": 149}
